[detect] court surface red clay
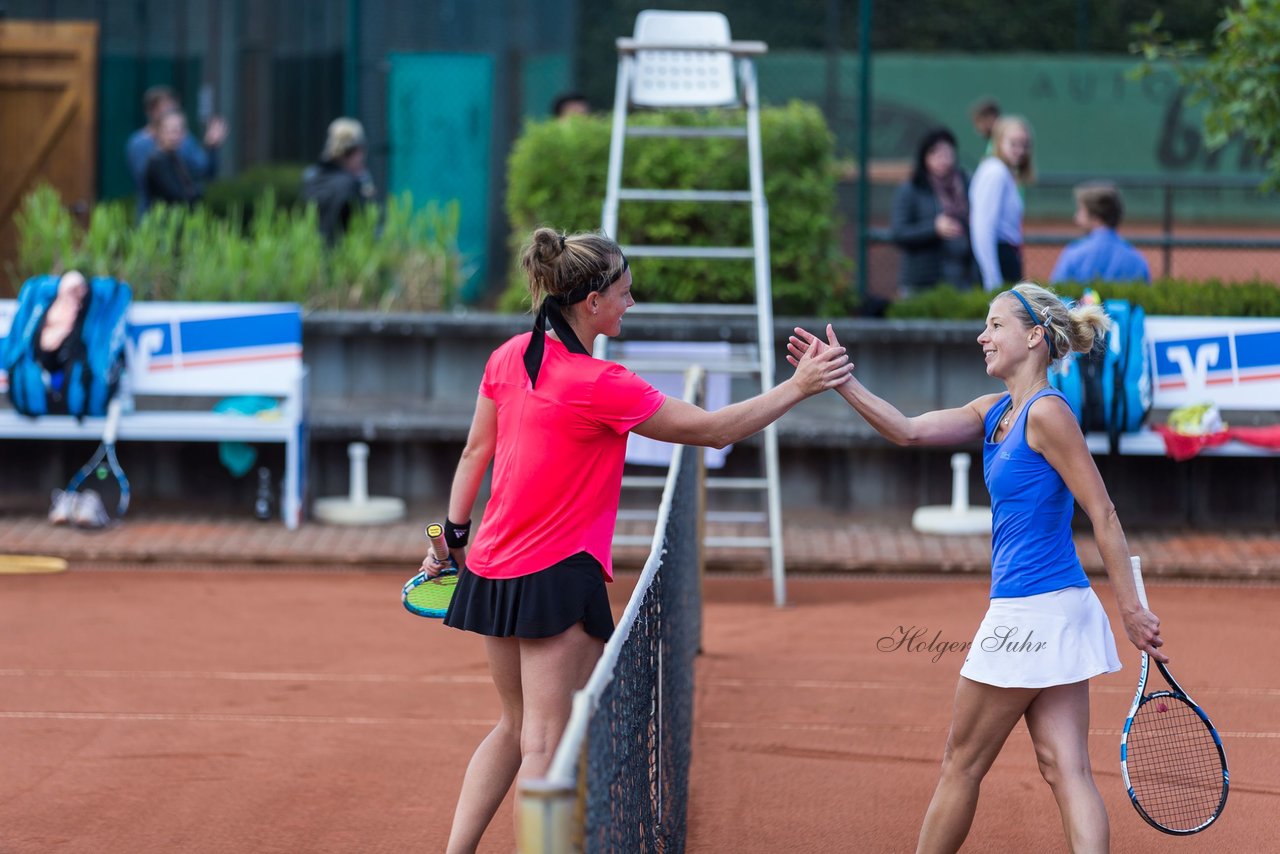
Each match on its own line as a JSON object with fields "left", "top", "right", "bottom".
{"left": 2, "top": 564, "right": 1275, "bottom": 853}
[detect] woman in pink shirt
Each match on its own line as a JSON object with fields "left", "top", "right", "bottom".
{"left": 424, "top": 227, "right": 852, "bottom": 853}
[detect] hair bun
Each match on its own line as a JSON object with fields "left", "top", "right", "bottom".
{"left": 530, "top": 226, "right": 565, "bottom": 262}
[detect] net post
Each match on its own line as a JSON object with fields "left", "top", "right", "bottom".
{"left": 517, "top": 778, "right": 580, "bottom": 854}
{"left": 519, "top": 690, "right": 590, "bottom": 853}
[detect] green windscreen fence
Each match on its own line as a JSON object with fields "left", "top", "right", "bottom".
{"left": 757, "top": 52, "right": 1274, "bottom": 224}
{"left": 522, "top": 52, "right": 573, "bottom": 120}
{"left": 388, "top": 52, "right": 494, "bottom": 299}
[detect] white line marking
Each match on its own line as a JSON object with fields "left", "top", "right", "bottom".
{"left": 0, "top": 710, "right": 495, "bottom": 726}
{"left": 701, "top": 720, "right": 1280, "bottom": 739}
{"left": 704, "top": 677, "right": 1280, "bottom": 698}
{"left": 0, "top": 669, "right": 489, "bottom": 685}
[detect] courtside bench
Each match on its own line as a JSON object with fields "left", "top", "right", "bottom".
{"left": 1084, "top": 315, "right": 1280, "bottom": 457}
{"left": 0, "top": 301, "right": 308, "bottom": 528}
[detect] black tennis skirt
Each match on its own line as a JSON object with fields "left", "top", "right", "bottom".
{"left": 443, "top": 551, "right": 614, "bottom": 642}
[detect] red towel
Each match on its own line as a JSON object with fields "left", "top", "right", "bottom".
{"left": 1230, "top": 425, "right": 1280, "bottom": 451}
{"left": 1152, "top": 424, "right": 1233, "bottom": 461}
{"left": 1152, "top": 423, "right": 1280, "bottom": 460}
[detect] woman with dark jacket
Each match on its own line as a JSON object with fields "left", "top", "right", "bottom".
{"left": 301, "top": 118, "right": 377, "bottom": 244}
{"left": 890, "top": 128, "right": 978, "bottom": 297}
{"left": 143, "top": 110, "right": 203, "bottom": 209}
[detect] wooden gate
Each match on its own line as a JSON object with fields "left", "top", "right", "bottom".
{"left": 0, "top": 20, "right": 98, "bottom": 292}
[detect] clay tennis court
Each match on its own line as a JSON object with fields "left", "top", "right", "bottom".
{"left": 2, "top": 563, "right": 1275, "bottom": 853}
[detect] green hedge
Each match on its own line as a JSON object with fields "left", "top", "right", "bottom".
{"left": 12, "top": 184, "right": 464, "bottom": 310}
{"left": 503, "top": 101, "right": 853, "bottom": 315}
{"left": 887, "top": 280, "right": 1280, "bottom": 319}
{"left": 203, "top": 162, "right": 309, "bottom": 222}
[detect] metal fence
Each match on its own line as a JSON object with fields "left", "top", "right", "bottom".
{"left": 861, "top": 173, "right": 1280, "bottom": 306}
{"left": 5, "top": 0, "right": 1273, "bottom": 305}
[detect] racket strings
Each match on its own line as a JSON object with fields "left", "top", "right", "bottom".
{"left": 405, "top": 574, "right": 458, "bottom": 612}
{"left": 1127, "top": 696, "right": 1225, "bottom": 831}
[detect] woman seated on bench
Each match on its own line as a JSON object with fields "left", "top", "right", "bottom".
{"left": 35, "top": 271, "right": 90, "bottom": 415}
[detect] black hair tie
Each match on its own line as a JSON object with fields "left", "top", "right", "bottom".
{"left": 522, "top": 256, "right": 628, "bottom": 388}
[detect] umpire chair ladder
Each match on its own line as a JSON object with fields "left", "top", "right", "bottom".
{"left": 595, "top": 10, "right": 788, "bottom": 606}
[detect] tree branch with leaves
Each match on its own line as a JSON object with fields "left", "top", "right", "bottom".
{"left": 1131, "top": 0, "right": 1280, "bottom": 189}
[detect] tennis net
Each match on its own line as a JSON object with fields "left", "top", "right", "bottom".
{"left": 519, "top": 368, "right": 706, "bottom": 853}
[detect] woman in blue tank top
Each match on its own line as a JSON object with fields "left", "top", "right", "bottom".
{"left": 790, "top": 283, "right": 1165, "bottom": 853}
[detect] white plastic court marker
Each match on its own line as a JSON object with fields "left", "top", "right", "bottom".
{"left": 313, "top": 442, "right": 406, "bottom": 525}
{"left": 910, "top": 452, "right": 992, "bottom": 535}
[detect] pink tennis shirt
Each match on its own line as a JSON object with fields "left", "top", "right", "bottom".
{"left": 465, "top": 332, "right": 666, "bottom": 581}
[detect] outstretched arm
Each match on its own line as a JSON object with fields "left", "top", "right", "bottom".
{"left": 787, "top": 325, "right": 996, "bottom": 447}
{"left": 632, "top": 335, "right": 851, "bottom": 448}
{"left": 1029, "top": 397, "right": 1165, "bottom": 661}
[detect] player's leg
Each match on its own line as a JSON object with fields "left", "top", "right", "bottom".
{"left": 506, "top": 623, "right": 603, "bottom": 843}
{"left": 1024, "top": 680, "right": 1108, "bottom": 853}
{"left": 917, "top": 677, "right": 1039, "bottom": 854}
{"left": 446, "top": 635, "right": 523, "bottom": 854}
{"left": 516, "top": 622, "right": 603, "bottom": 783}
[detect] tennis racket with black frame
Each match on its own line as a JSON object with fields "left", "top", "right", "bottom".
{"left": 402, "top": 523, "right": 459, "bottom": 618}
{"left": 1119, "top": 555, "right": 1229, "bottom": 835}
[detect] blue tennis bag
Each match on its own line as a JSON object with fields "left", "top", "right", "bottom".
{"left": 3, "top": 274, "right": 132, "bottom": 418}
{"left": 1050, "top": 298, "right": 1151, "bottom": 452}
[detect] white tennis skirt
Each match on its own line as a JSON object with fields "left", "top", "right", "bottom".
{"left": 959, "top": 585, "right": 1122, "bottom": 689}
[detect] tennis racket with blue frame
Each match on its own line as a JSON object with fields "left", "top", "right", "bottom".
{"left": 402, "top": 523, "right": 458, "bottom": 618}
{"left": 1120, "top": 555, "right": 1229, "bottom": 835}
{"left": 66, "top": 397, "right": 130, "bottom": 523}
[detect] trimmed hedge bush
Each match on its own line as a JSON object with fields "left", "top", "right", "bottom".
{"left": 12, "top": 184, "right": 464, "bottom": 310}
{"left": 503, "top": 101, "right": 853, "bottom": 315}
{"left": 203, "top": 162, "right": 310, "bottom": 222}
{"left": 887, "top": 280, "right": 1280, "bottom": 319}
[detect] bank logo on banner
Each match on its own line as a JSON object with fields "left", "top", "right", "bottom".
{"left": 1147, "top": 317, "right": 1280, "bottom": 409}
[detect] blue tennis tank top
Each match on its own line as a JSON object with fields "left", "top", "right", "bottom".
{"left": 983, "top": 388, "right": 1089, "bottom": 599}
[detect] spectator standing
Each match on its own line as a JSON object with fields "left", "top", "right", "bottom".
{"left": 143, "top": 111, "right": 203, "bottom": 209}
{"left": 1050, "top": 182, "right": 1151, "bottom": 284}
{"left": 126, "top": 85, "right": 226, "bottom": 217}
{"left": 970, "top": 116, "right": 1035, "bottom": 291}
{"left": 890, "top": 128, "right": 978, "bottom": 296}
{"left": 302, "top": 118, "right": 377, "bottom": 245}
{"left": 552, "top": 92, "right": 591, "bottom": 118}
{"left": 969, "top": 97, "right": 1001, "bottom": 158}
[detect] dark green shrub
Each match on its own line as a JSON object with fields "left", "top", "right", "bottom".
{"left": 203, "top": 162, "right": 309, "bottom": 221}
{"left": 503, "top": 101, "right": 853, "bottom": 315}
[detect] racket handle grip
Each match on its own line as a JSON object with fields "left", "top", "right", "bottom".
{"left": 1130, "top": 555, "right": 1149, "bottom": 609}
{"left": 104, "top": 397, "right": 123, "bottom": 445}
{"left": 425, "top": 523, "right": 449, "bottom": 562}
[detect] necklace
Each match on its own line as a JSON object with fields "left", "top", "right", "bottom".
{"left": 1000, "top": 382, "right": 1048, "bottom": 429}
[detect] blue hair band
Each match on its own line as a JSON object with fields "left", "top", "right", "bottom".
{"left": 1008, "top": 288, "right": 1057, "bottom": 360}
